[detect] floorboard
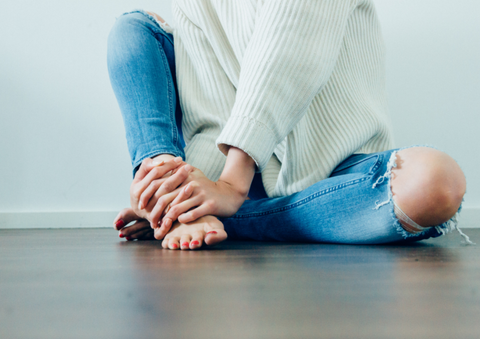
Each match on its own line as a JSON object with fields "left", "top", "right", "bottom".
{"left": 1, "top": 228, "right": 479, "bottom": 339}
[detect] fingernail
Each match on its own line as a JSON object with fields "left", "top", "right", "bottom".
{"left": 184, "top": 184, "right": 191, "bottom": 193}
{"left": 152, "top": 160, "right": 165, "bottom": 166}
{"left": 207, "top": 231, "right": 217, "bottom": 235}
{"left": 191, "top": 240, "right": 200, "bottom": 245}
{"left": 184, "top": 164, "right": 192, "bottom": 172}
{"left": 171, "top": 244, "right": 178, "bottom": 249}
{"left": 119, "top": 232, "right": 125, "bottom": 238}
{"left": 173, "top": 157, "right": 183, "bottom": 163}
{"left": 114, "top": 219, "right": 125, "bottom": 230}
{"left": 126, "top": 236, "right": 133, "bottom": 241}
{"left": 138, "top": 202, "right": 144, "bottom": 210}
{"left": 182, "top": 242, "right": 189, "bottom": 247}
{"left": 165, "top": 218, "right": 172, "bottom": 228}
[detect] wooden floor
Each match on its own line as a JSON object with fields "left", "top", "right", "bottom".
{"left": 1, "top": 228, "right": 479, "bottom": 339}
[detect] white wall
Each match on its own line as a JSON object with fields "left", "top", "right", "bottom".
{"left": 0, "top": 1, "right": 479, "bottom": 224}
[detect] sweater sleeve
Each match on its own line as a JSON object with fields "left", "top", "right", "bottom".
{"left": 172, "top": 1, "right": 238, "bottom": 180}
{"left": 216, "top": 0, "right": 358, "bottom": 172}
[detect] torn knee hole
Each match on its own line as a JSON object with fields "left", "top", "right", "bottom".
{"left": 393, "top": 200, "right": 429, "bottom": 234}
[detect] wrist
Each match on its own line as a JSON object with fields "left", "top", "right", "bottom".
{"left": 218, "top": 146, "right": 255, "bottom": 197}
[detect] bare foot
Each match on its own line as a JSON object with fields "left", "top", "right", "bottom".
{"left": 113, "top": 208, "right": 154, "bottom": 241}
{"left": 155, "top": 215, "right": 227, "bottom": 250}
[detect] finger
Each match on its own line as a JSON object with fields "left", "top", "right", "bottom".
{"left": 180, "top": 234, "right": 192, "bottom": 250}
{"left": 189, "top": 231, "right": 204, "bottom": 250}
{"left": 138, "top": 178, "right": 165, "bottom": 211}
{"left": 177, "top": 203, "right": 213, "bottom": 224}
{"left": 139, "top": 164, "right": 193, "bottom": 210}
{"left": 133, "top": 158, "right": 184, "bottom": 203}
{"left": 168, "top": 236, "right": 181, "bottom": 250}
{"left": 119, "top": 219, "right": 150, "bottom": 237}
{"left": 133, "top": 158, "right": 155, "bottom": 183}
{"left": 113, "top": 208, "right": 144, "bottom": 230}
{"left": 133, "top": 156, "right": 183, "bottom": 183}
{"left": 149, "top": 187, "right": 184, "bottom": 230}
{"left": 163, "top": 195, "right": 204, "bottom": 225}
{"left": 169, "top": 181, "right": 195, "bottom": 208}
{"left": 141, "top": 157, "right": 184, "bottom": 185}
{"left": 154, "top": 227, "right": 167, "bottom": 241}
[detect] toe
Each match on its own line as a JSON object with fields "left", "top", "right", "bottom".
{"left": 189, "top": 231, "right": 204, "bottom": 250}
{"left": 204, "top": 217, "right": 227, "bottom": 246}
{"left": 130, "top": 228, "right": 154, "bottom": 240}
{"left": 162, "top": 236, "right": 169, "bottom": 249}
{"left": 204, "top": 229, "right": 228, "bottom": 246}
{"left": 168, "top": 236, "right": 181, "bottom": 250}
{"left": 114, "top": 208, "right": 140, "bottom": 230}
{"left": 180, "top": 234, "right": 192, "bottom": 250}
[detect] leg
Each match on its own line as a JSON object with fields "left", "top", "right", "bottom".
{"left": 107, "top": 11, "right": 227, "bottom": 242}
{"left": 220, "top": 148, "right": 466, "bottom": 245}
{"left": 107, "top": 10, "right": 185, "bottom": 176}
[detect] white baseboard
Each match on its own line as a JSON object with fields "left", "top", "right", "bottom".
{"left": 0, "top": 208, "right": 478, "bottom": 229}
{"left": 0, "top": 211, "right": 118, "bottom": 229}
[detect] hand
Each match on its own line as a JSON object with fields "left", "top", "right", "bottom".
{"left": 161, "top": 166, "right": 246, "bottom": 226}
{"left": 130, "top": 156, "right": 193, "bottom": 228}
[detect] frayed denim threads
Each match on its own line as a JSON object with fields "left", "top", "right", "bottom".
{"left": 372, "top": 146, "right": 474, "bottom": 245}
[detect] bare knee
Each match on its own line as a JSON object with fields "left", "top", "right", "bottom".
{"left": 146, "top": 11, "right": 166, "bottom": 24}
{"left": 391, "top": 147, "right": 466, "bottom": 231}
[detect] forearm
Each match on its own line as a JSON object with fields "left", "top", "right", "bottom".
{"left": 216, "top": 0, "right": 355, "bottom": 172}
{"left": 218, "top": 146, "right": 256, "bottom": 198}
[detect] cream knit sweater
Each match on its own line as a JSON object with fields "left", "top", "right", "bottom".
{"left": 170, "top": 0, "right": 394, "bottom": 198}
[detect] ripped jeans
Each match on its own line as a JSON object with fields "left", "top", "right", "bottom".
{"left": 107, "top": 10, "right": 462, "bottom": 244}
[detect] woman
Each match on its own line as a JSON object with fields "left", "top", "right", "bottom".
{"left": 107, "top": 1, "right": 470, "bottom": 250}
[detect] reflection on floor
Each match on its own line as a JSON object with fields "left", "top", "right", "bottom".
{"left": 0, "top": 228, "right": 479, "bottom": 339}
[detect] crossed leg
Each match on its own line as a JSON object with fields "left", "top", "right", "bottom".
{"left": 151, "top": 147, "right": 466, "bottom": 249}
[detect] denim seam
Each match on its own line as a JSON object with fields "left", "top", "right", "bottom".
{"left": 232, "top": 176, "right": 370, "bottom": 219}
{"left": 233, "top": 153, "right": 383, "bottom": 219}
{"left": 156, "top": 42, "right": 179, "bottom": 150}
{"left": 368, "top": 154, "right": 383, "bottom": 176}
{"left": 334, "top": 154, "right": 382, "bottom": 174}
{"left": 124, "top": 10, "right": 181, "bottom": 156}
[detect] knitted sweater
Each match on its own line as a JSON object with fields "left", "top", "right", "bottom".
{"left": 170, "top": 0, "right": 394, "bottom": 198}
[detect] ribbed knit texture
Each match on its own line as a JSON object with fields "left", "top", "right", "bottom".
{"left": 171, "top": 0, "right": 394, "bottom": 197}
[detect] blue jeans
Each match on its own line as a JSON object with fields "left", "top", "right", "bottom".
{"left": 107, "top": 11, "right": 450, "bottom": 244}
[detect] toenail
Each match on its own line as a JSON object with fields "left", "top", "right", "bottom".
{"left": 171, "top": 244, "right": 178, "bottom": 249}
{"left": 191, "top": 240, "right": 199, "bottom": 245}
{"left": 207, "top": 231, "right": 217, "bottom": 235}
{"left": 115, "top": 219, "right": 125, "bottom": 230}
{"left": 182, "top": 242, "right": 189, "bottom": 247}
{"left": 126, "top": 236, "right": 133, "bottom": 241}
{"left": 119, "top": 232, "right": 125, "bottom": 238}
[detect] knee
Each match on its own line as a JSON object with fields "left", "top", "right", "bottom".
{"left": 391, "top": 147, "right": 466, "bottom": 229}
{"left": 107, "top": 11, "right": 158, "bottom": 67}
{"left": 145, "top": 11, "right": 166, "bottom": 24}
{"left": 108, "top": 11, "right": 148, "bottom": 43}
{"left": 109, "top": 11, "right": 165, "bottom": 38}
